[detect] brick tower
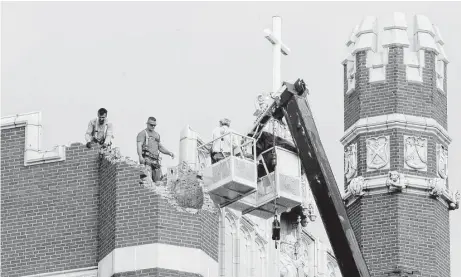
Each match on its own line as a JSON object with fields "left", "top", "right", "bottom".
{"left": 341, "top": 13, "right": 459, "bottom": 277}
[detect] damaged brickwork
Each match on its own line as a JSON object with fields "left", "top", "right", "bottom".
{"left": 100, "top": 147, "right": 218, "bottom": 214}
{"left": 1, "top": 122, "right": 219, "bottom": 277}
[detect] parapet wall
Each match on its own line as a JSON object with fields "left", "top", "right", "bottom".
{"left": 1, "top": 126, "right": 100, "bottom": 277}
{"left": 343, "top": 12, "right": 447, "bottom": 89}
{"left": 342, "top": 13, "right": 449, "bottom": 131}
{"left": 1, "top": 112, "right": 219, "bottom": 277}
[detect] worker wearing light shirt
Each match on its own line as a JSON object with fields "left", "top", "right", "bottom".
{"left": 211, "top": 118, "right": 242, "bottom": 164}
{"left": 85, "top": 108, "right": 114, "bottom": 149}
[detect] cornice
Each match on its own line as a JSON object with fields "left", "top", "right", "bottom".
{"left": 340, "top": 113, "right": 451, "bottom": 146}
{"left": 343, "top": 174, "right": 459, "bottom": 210}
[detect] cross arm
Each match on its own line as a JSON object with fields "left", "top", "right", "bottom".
{"left": 263, "top": 29, "right": 291, "bottom": 55}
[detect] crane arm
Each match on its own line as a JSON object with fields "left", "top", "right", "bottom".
{"left": 250, "top": 79, "right": 371, "bottom": 277}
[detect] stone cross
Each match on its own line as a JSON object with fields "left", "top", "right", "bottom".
{"left": 264, "top": 16, "right": 291, "bottom": 93}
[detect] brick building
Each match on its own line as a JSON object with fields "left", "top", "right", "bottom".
{"left": 1, "top": 112, "right": 338, "bottom": 277}
{"left": 1, "top": 12, "right": 459, "bottom": 277}
{"left": 342, "top": 13, "right": 459, "bottom": 277}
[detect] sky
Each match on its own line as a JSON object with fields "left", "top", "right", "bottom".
{"left": 2, "top": 1, "right": 461, "bottom": 275}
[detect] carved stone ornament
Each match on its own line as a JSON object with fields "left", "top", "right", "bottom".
{"left": 348, "top": 176, "right": 366, "bottom": 196}
{"left": 300, "top": 174, "right": 309, "bottom": 207}
{"left": 366, "top": 136, "right": 390, "bottom": 171}
{"left": 344, "top": 143, "right": 358, "bottom": 183}
{"left": 428, "top": 177, "right": 447, "bottom": 197}
{"left": 386, "top": 171, "right": 407, "bottom": 192}
{"left": 280, "top": 234, "right": 309, "bottom": 277}
{"left": 254, "top": 93, "right": 270, "bottom": 117}
{"left": 437, "top": 144, "right": 448, "bottom": 179}
{"left": 404, "top": 136, "right": 427, "bottom": 171}
{"left": 449, "top": 191, "right": 460, "bottom": 210}
{"left": 346, "top": 57, "right": 356, "bottom": 94}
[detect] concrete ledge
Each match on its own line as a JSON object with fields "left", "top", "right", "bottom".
{"left": 21, "top": 267, "right": 97, "bottom": 277}
{"left": 98, "top": 243, "right": 218, "bottom": 277}
{"left": 343, "top": 174, "right": 458, "bottom": 209}
{"left": 340, "top": 113, "right": 451, "bottom": 146}
{"left": 1, "top": 111, "right": 66, "bottom": 166}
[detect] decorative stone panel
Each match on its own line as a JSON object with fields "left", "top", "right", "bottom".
{"left": 436, "top": 144, "right": 448, "bottom": 179}
{"left": 366, "top": 136, "right": 390, "bottom": 171}
{"left": 404, "top": 136, "right": 428, "bottom": 171}
{"left": 344, "top": 143, "right": 358, "bottom": 183}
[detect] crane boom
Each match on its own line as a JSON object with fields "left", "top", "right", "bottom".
{"left": 250, "top": 79, "right": 371, "bottom": 277}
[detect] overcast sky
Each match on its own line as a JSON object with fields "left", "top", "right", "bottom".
{"left": 2, "top": 1, "right": 461, "bottom": 275}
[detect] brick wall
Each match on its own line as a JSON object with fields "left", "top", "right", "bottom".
{"left": 157, "top": 198, "right": 219, "bottom": 261}
{"left": 200, "top": 210, "right": 219, "bottom": 261}
{"left": 344, "top": 47, "right": 448, "bottom": 131}
{"left": 434, "top": 194, "right": 451, "bottom": 277}
{"left": 346, "top": 199, "right": 362, "bottom": 247}
{"left": 354, "top": 194, "right": 399, "bottom": 277}
{"left": 98, "top": 157, "right": 117, "bottom": 261}
{"left": 1, "top": 127, "right": 100, "bottom": 277}
{"left": 97, "top": 159, "right": 219, "bottom": 264}
{"left": 348, "top": 194, "right": 449, "bottom": 277}
{"left": 2, "top": 123, "right": 219, "bottom": 277}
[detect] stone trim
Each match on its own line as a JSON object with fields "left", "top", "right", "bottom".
{"left": 21, "top": 267, "right": 97, "bottom": 277}
{"left": 1, "top": 111, "right": 66, "bottom": 166}
{"left": 97, "top": 243, "right": 218, "bottom": 277}
{"left": 342, "top": 13, "right": 449, "bottom": 85}
{"left": 340, "top": 113, "right": 451, "bottom": 146}
{"left": 343, "top": 174, "right": 459, "bottom": 210}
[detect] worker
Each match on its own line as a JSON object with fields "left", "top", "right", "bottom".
{"left": 210, "top": 118, "right": 241, "bottom": 164}
{"left": 85, "top": 108, "right": 114, "bottom": 149}
{"left": 137, "top": 116, "right": 175, "bottom": 182}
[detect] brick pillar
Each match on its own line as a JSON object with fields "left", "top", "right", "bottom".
{"left": 341, "top": 13, "right": 458, "bottom": 277}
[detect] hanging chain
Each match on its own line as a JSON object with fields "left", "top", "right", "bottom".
{"left": 274, "top": 197, "right": 279, "bottom": 249}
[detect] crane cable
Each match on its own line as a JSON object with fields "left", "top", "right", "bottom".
{"left": 272, "top": 117, "right": 278, "bottom": 219}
